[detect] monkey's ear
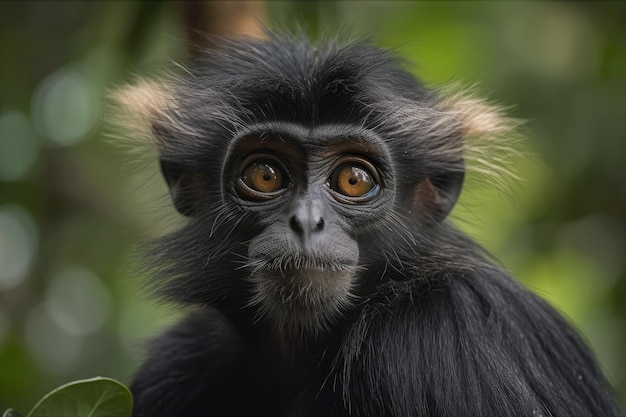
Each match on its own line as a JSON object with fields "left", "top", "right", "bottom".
{"left": 438, "top": 87, "right": 522, "bottom": 192}
{"left": 110, "top": 80, "right": 199, "bottom": 217}
{"left": 159, "top": 159, "right": 198, "bottom": 217}
{"left": 413, "top": 169, "right": 464, "bottom": 222}
{"left": 419, "top": 87, "right": 522, "bottom": 222}
{"left": 151, "top": 123, "right": 199, "bottom": 217}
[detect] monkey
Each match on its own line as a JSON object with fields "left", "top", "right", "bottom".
{"left": 112, "top": 32, "right": 623, "bottom": 417}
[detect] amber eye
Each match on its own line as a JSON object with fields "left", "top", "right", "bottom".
{"left": 242, "top": 161, "right": 283, "bottom": 192}
{"left": 329, "top": 158, "right": 380, "bottom": 200}
{"left": 236, "top": 155, "right": 289, "bottom": 201}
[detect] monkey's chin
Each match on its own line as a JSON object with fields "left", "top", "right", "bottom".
{"left": 248, "top": 266, "right": 356, "bottom": 338}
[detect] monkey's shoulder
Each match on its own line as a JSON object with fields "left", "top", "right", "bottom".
{"left": 355, "top": 268, "right": 596, "bottom": 364}
{"left": 337, "top": 269, "right": 619, "bottom": 417}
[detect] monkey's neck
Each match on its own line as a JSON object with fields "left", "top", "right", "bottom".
{"left": 225, "top": 305, "right": 335, "bottom": 370}
{"left": 274, "top": 328, "right": 337, "bottom": 367}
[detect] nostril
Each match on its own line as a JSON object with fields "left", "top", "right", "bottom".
{"left": 290, "top": 216, "right": 303, "bottom": 233}
{"left": 289, "top": 215, "right": 324, "bottom": 234}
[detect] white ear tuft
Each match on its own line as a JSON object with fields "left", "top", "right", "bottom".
{"left": 107, "top": 79, "right": 170, "bottom": 148}
{"left": 438, "top": 85, "right": 526, "bottom": 192}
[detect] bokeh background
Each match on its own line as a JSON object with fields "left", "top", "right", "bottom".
{"left": 1, "top": 1, "right": 625, "bottom": 412}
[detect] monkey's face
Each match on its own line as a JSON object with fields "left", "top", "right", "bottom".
{"left": 113, "top": 35, "right": 499, "bottom": 343}
{"left": 221, "top": 123, "right": 395, "bottom": 336}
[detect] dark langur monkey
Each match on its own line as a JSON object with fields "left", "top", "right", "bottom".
{"left": 112, "top": 33, "right": 622, "bottom": 417}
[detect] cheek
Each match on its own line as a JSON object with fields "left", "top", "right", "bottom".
{"left": 329, "top": 188, "right": 396, "bottom": 231}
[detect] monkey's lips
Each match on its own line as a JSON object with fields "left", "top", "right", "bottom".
{"left": 248, "top": 253, "right": 358, "bottom": 278}
{"left": 261, "top": 265, "right": 353, "bottom": 285}
{"left": 248, "top": 260, "right": 357, "bottom": 308}
{"left": 247, "top": 263, "right": 356, "bottom": 334}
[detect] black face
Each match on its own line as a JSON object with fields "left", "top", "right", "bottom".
{"left": 221, "top": 123, "right": 395, "bottom": 335}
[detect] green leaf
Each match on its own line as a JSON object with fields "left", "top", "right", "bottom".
{"left": 26, "top": 377, "right": 132, "bottom": 417}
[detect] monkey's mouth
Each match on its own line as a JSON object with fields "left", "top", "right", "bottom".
{"left": 246, "top": 256, "right": 358, "bottom": 334}
{"left": 247, "top": 254, "right": 357, "bottom": 275}
{"left": 260, "top": 266, "right": 353, "bottom": 286}
{"left": 247, "top": 257, "right": 357, "bottom": 301}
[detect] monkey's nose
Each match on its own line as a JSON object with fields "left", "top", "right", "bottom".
{"left": 289, "top": 214, "right": 324, "bottom": 234}
{"left": 289, "top": 198, "right": 325, "bottom": 237}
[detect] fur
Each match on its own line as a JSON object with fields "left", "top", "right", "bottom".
{"left": 112, "top": 32, "right": 623, "bottom": 417}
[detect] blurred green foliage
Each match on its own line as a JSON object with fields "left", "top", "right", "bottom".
{"left": 0, "top": 1, "right": 625, "bottom": 412}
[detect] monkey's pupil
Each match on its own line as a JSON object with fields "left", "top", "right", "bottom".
{"left": 263, "top": 173, "right": 271, "bottom": 181}
{"left": 349, "top": 177, "right": 358, "bottom": 185}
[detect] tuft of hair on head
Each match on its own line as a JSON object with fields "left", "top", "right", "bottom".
{"left": 436, "top": 84, "right": 526, "bottom": 194}
{"left": 106, "top": 78, "right": 172, "bottom": 152}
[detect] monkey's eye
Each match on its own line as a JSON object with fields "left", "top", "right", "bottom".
{"left": 236, "top": 155, "right": 289, "bottom": 201}
{"left": 328, "top": 157, "right": 380, "bottom": 202}
{"left": 242, "top": 162, "right": 283, "bottom": 192}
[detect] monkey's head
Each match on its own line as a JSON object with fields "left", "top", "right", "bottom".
{"left": 112, "top": 33, "right": 516, "bottom": 339}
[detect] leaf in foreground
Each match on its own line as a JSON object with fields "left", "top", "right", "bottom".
{"left": 27, "top": 377, "right": 132, "bottom": 417}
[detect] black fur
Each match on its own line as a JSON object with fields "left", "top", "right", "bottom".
{"left": 126, "top": 33, "right": 623, "bottom": 417}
